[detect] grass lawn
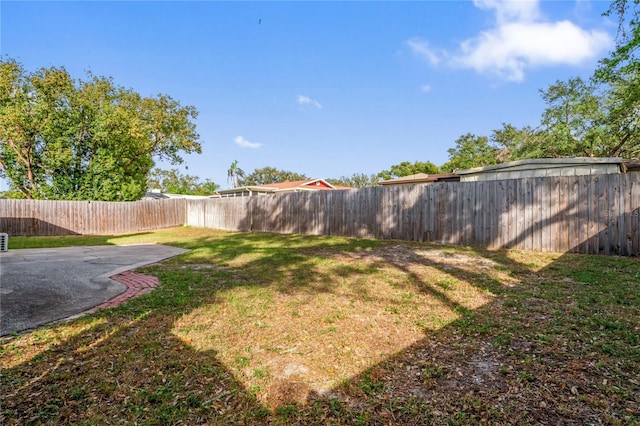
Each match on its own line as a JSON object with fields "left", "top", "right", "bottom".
{"left": 1, "top": 227, "right": 639, "bottom": 425}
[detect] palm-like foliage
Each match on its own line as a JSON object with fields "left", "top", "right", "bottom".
{"left": 227, "top": 160, "right": 245, "bottom": 188}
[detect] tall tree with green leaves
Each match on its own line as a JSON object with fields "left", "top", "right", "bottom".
{"left": 241, "top": 166, "right": 307, "bottom": 186}
{"left": 147, "top": 168, "right": 218, "bottom": 195}
{"left": 327, "top": 173, "right": 379, "bottom": 188}
{"left": 226, "top": 160, "right": 245, "bottom": 188}
{"left": 377, "top": 161, "right": 439, "bottom": 181}
{"left": 490, "top": 123, "right": 541, "bottom": 161}
{"left": 594, "top": 0, "right": 640, "bottom": 158}
{"left": 0, "top": 58, "right": 201, "bottom": 200}
{"left": 440, "top": 134, "right": 499, "bottom": 172}
{"left": 536, "top": 77, "right": 609, "bottom": 157}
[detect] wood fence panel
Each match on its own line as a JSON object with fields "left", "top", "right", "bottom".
{"left": 577, "top": 176, "right": 590, "bottom": 253}
{"left": 307, "top": 193, "right": 315, "bottom": 234}
{"left": 484, "top": 181, "right": 493, "bottom": 247}
{"left": 619, "top": 175, "right": 631, "bottom": 255}
{"left": 295, "top": 193, "right": 304, "bottom": 235}
{"left": 609, "top": 175, "right": 621, "bottom": 254}
{"left": 404, "top": 188, "right": 413, "bottom": 241}
{"left": 620, "top": 175, "right": 631, "bottom": 255}
{"left": 326, "top": 190, "right": 334, "bottom": 236}
{"left": 533, "top": 177, "right": 544, "bottom": 252}
{"left": 630, "top": 173, "right": 640, "bottom": 256}
{"left": 487, "top": 181, "right": 495, "bottom": 248}
{"left": 597, "top": 176, "right": 609, "bottom": 254}
{"left": 349, "top": 190, "right": 357, "bottom": 237}
{"left": 448, "top": 182, "right": 456, "bottom": 244}
{"left": 521, "top": 179, "right": 531, "bottom": 251}
{"left": 557, "top": 178, "right": 568, "bottom": 252}
{"left": 387, "top": 186, "right": 396, "bottom": 240}
{"left": 566, "top": 177, "right": 578, "bottom": 253}
{"left": 2, "top": 174, "right": 638, "bottom": 255}
{"left": 458, "top": 182, "right": 468, "bottom": 245}
{"left": 493, "top": 180, "right": 504, "bottom": 249}
{"left": 423, "top": 185, "right": 433, "bottom": 243}
{"left": 433, "top": 184, "right": 441, "bottom": 243}
{"left": 587, "top": 176, "right": 599, "bottom": 254}
{"left": 328, "top": 191, "right": 338, "bottom": 236}
{"left": 1, "top": 199, "right": 185, "bottom": 236}
{"left": 334, "top": 190, "right": 342, "bottom": 237}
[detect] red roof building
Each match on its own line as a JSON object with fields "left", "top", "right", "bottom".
{"left": 214, "top": 179, "right": 350, "bottom": 197}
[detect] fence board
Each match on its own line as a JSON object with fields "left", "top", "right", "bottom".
{"left": 577, "top": 176, "right": 589, "bottom": 253}
{"left": 533, "top": 177, "right": 545, "bottom": 251}
{"left": 609, "top": 175, "right": 621, "bottom": 254}
{"left": 631, "top": 173, "right": 640, "bottom": 256}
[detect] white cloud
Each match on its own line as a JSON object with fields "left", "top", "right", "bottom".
{"left": 233, "top": 136, "right": 262, "bottom": 149}
{"left": 407, "top": 38, "right": 443, "bottom": 65}
{"left": 297, "top": 95, "right": 322, "bottom": 109}
{"left": 473, "top": 0, "right": 541, "bottom": 23}
{"left": 410, "top": 0, "right": 613, "bottom": 82}
{"left": 420, "top": 84, "right": 432, "bottom": 93}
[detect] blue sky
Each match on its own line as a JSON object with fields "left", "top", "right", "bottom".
{"left": 1, "top": 1, "right": 616, "bottom": 190}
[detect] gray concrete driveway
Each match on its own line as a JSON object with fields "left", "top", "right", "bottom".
{"left": 0, "top": 244, "right": 188, "bottom": 336}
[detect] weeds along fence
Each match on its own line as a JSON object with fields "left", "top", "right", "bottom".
{"left": 1, "top": 174, "right": 639, "bottom": 255}
{"left": 0, "top": 198, "right": 186, "bottom": 236}
{"left": 186, "top": 174, "right": 640, "bottom": 256}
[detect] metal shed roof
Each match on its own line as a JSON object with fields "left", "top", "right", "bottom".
{"left": 456, "top": 157, "right": 624, "bottom": 175}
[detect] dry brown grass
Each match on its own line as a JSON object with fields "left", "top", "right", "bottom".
{"left": 171, "top": 244, "right": 517, "bottom": 407}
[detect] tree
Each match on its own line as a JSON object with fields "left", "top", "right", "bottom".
{"left": 598, "top": 0, "right": 639, "bottom": 80}
{"left": 377, "top": 161, "right": 439, "bottom": 181}
{"left": 490, "top": 123, "right": 541, "bottom": 161}
{"left": 0, "top": 58, "right": 201, "bottom": 200}
{"left": 147, "top": 168, "right": 219, "bottom": 195}
{"left": 241, "top": 166, "right": 307, "bottom": 186}
{"left": 226, "top": 160, "right": 245, "bottom": 188}
{"left": 528, "top": 74, "right": 638, "bottom": 159}
{"left": 593, "top": 0, "right": 640, "bottom": 158}
{"left": 440, "top": 134, "right": 499, "bottom": 172}
{"left": 536, "top": 77, "right": 610, "bottom": 157}
{"left": 601, "top": 69, "right": 640, "bottom": 158}
{"left": 327, "top": 173, "right": 379, "bottom": 188}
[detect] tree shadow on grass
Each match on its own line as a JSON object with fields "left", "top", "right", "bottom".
{"left": 0, "top": 231, "right": 390, "bottom": 424}
{"left": 325, "top": 244, "right": 639, "bottom": 425}
{"left": 1, "top": 230, "right": 638, "bottom": 425}
{"left": 0, "top": 282, "right": 267, "bottom": 424}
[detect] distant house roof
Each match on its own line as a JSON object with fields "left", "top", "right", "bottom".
{"left": 260, "top": 179, "right": 345, "bottom": 191}
{"left": 214, "top": 178, "right": 350, "bottom": 197}
{"left": 378, "top": 173, "right": 460, "bottom": 186}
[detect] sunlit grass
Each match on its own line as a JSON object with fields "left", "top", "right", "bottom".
{"left": 0, "top": 317, "right": 107, "bottom": 369}
{"left": 171, "top": 255, "right": 497, "bottom": 405}
{"left": 2, "top": 227, "right": 639, "bottom": 424}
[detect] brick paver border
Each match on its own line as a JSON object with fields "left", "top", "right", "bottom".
{"left": 88, "top": 271, "right": 159, "bottom": 312}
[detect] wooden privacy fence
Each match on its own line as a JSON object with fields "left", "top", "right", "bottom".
{"left": 186, "top": 174, "right": 640, "bottom": 256}
{"left": 1, "top": 174, "right": 638, "bottom": 255}
{"left": 0, "top": 198, "right": 186, "bottom": 236}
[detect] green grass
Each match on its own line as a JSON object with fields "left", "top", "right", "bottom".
{"left": 1, "top": 227, "right": 639, "bottom": 425}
